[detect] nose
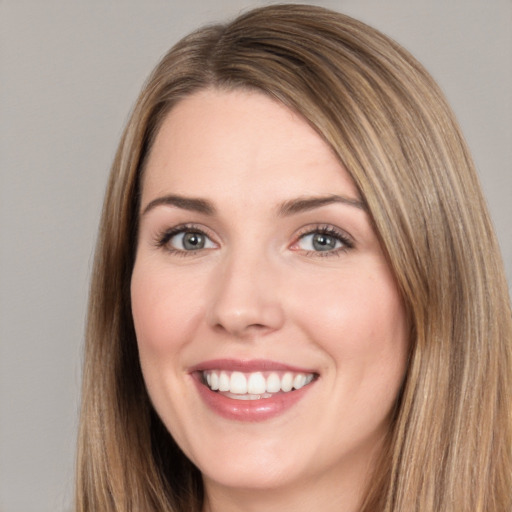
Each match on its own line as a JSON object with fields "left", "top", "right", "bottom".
{"left": 207, "top": 251, "right": 285, "bottom": 338}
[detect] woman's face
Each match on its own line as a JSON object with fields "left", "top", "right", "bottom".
{"left": 131, "top": 89, "right": 409, "bottom": 502}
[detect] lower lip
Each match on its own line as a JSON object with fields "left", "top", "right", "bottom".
{"left": 192, "top": 376, "right": 314, "bottom": 422}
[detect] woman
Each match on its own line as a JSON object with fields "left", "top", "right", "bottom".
{"left": 76, "top": 4, "right": 512, "bottom": 511}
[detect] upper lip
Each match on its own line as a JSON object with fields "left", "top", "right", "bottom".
{"left": 189, "top": 358, "right": 317, "bottom": 374}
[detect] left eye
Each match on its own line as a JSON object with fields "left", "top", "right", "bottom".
{"left": 296, "top": 232, "right": 345, "bottom": 252}
{"left": 169, "top": 231, "right": 216, "bottom": 251}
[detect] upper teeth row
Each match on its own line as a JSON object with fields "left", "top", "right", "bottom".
{"left": 204, "top": 370, "right": 314, "bottom": 395}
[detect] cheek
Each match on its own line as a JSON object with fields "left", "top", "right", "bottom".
{"left": 130, "top": 261, "right": 206, "bottom": 357}
{"left": 290, "top": 264, "right": 408, "bottom": 372}
{"left": 291, "top": 266, "right": 409, "bottom": 445}
{"left": 130, "top": 261, "right": 206, "bottom": 452}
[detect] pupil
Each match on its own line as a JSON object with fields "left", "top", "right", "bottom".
{"left": 183, "top": 232, "right": 204, "bottom": 250}
{"left": 313, "top": 233, "right": 335, "bottom": 251}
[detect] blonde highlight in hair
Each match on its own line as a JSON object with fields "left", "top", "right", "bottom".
{"left": 76, "top": 4, "right": 512, "bottom": 511}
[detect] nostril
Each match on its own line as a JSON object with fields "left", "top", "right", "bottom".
{"left": 212, "top": 321, "right": 273, "bottom": 337}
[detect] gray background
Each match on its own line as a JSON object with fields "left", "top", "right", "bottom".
{"left": 1, "top": 1, "right": 510, "bottom": 511}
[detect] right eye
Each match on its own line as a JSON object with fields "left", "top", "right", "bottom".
{"left": 155, "top": 225, "right": 217, "bottom": 255}
{"left": 168, "top": 230, "right": 216, "bottom": 251}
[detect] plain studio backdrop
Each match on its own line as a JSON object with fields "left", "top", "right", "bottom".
{"left": 0, "top": 1, "right": 510, "bottom": 511}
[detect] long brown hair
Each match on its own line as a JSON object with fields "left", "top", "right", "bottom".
{"left": 76, "top": 4, "right": 512, "bottom": 511}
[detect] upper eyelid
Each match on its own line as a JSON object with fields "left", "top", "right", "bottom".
{"left": 163, "top": 223, "right": 214, "bottom": 236}
{"left": 293, "top": 224, "right": 354, "bottom": 244}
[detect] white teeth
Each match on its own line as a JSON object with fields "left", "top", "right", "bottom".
{"left": 202, "top": 369, "right": 315, "bottom": 396}
{"left": 293, "top": 373, "right": 306, "bottom": 390}
{"left": 218, "top": 371, "right": 230, "bottom": 392}
{"left": 281, "top": 372, "right": 293, "bottom": 392}
{"left": 230, "top": 372, "right": 247, "bottom": 394}
{"left": 210, "top": 371, "right": 219, "bottom": 390}
{"left": 247, "top": 372, "right": 266, "bottom": 394}
{"left": 266, "top": 373, "right": 281, "bottom": 393}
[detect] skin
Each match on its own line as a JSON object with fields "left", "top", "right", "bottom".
{"left": 131, "top": 88, "right": 410, "bottom": 512}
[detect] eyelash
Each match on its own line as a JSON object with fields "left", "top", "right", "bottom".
{"left": 292, "top": 225, "right": 354, "bottom": 258}
{"left": 153, "top": 223, "right": 354, "bottom": 258}
{"left": 154, "top": 223, "right": 215, "bottom": 257}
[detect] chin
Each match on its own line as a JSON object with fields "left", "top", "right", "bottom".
{"left": 200, "top": 458, "right": 305, "bottom": 492}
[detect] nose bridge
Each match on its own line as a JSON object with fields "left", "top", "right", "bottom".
{"left": 207, "top": 244, "right": 284, "bottom": 337}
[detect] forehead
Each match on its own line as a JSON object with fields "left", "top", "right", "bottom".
{"left": 141, "top": 88, "right": 359, "bottom": 204}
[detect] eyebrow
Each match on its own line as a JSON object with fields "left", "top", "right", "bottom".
{"left": 142, "top": 194, "right": 216, "bottom": 216}
{"left": 141, "top": 193, "right": 366, "bottom": 217}
{"left": 278, "top": 194, "right": 366, "bottom": 216}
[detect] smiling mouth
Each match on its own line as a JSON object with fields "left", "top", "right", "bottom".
{"left": 201, "top": 370, "right": 316, "bottom": 400}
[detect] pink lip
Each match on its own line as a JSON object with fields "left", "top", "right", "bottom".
{"left": 189, "top": 359, "right": 317, "bottom": 422}
{"left": 189, "top": 358, "right": 314, "bottom": 373}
